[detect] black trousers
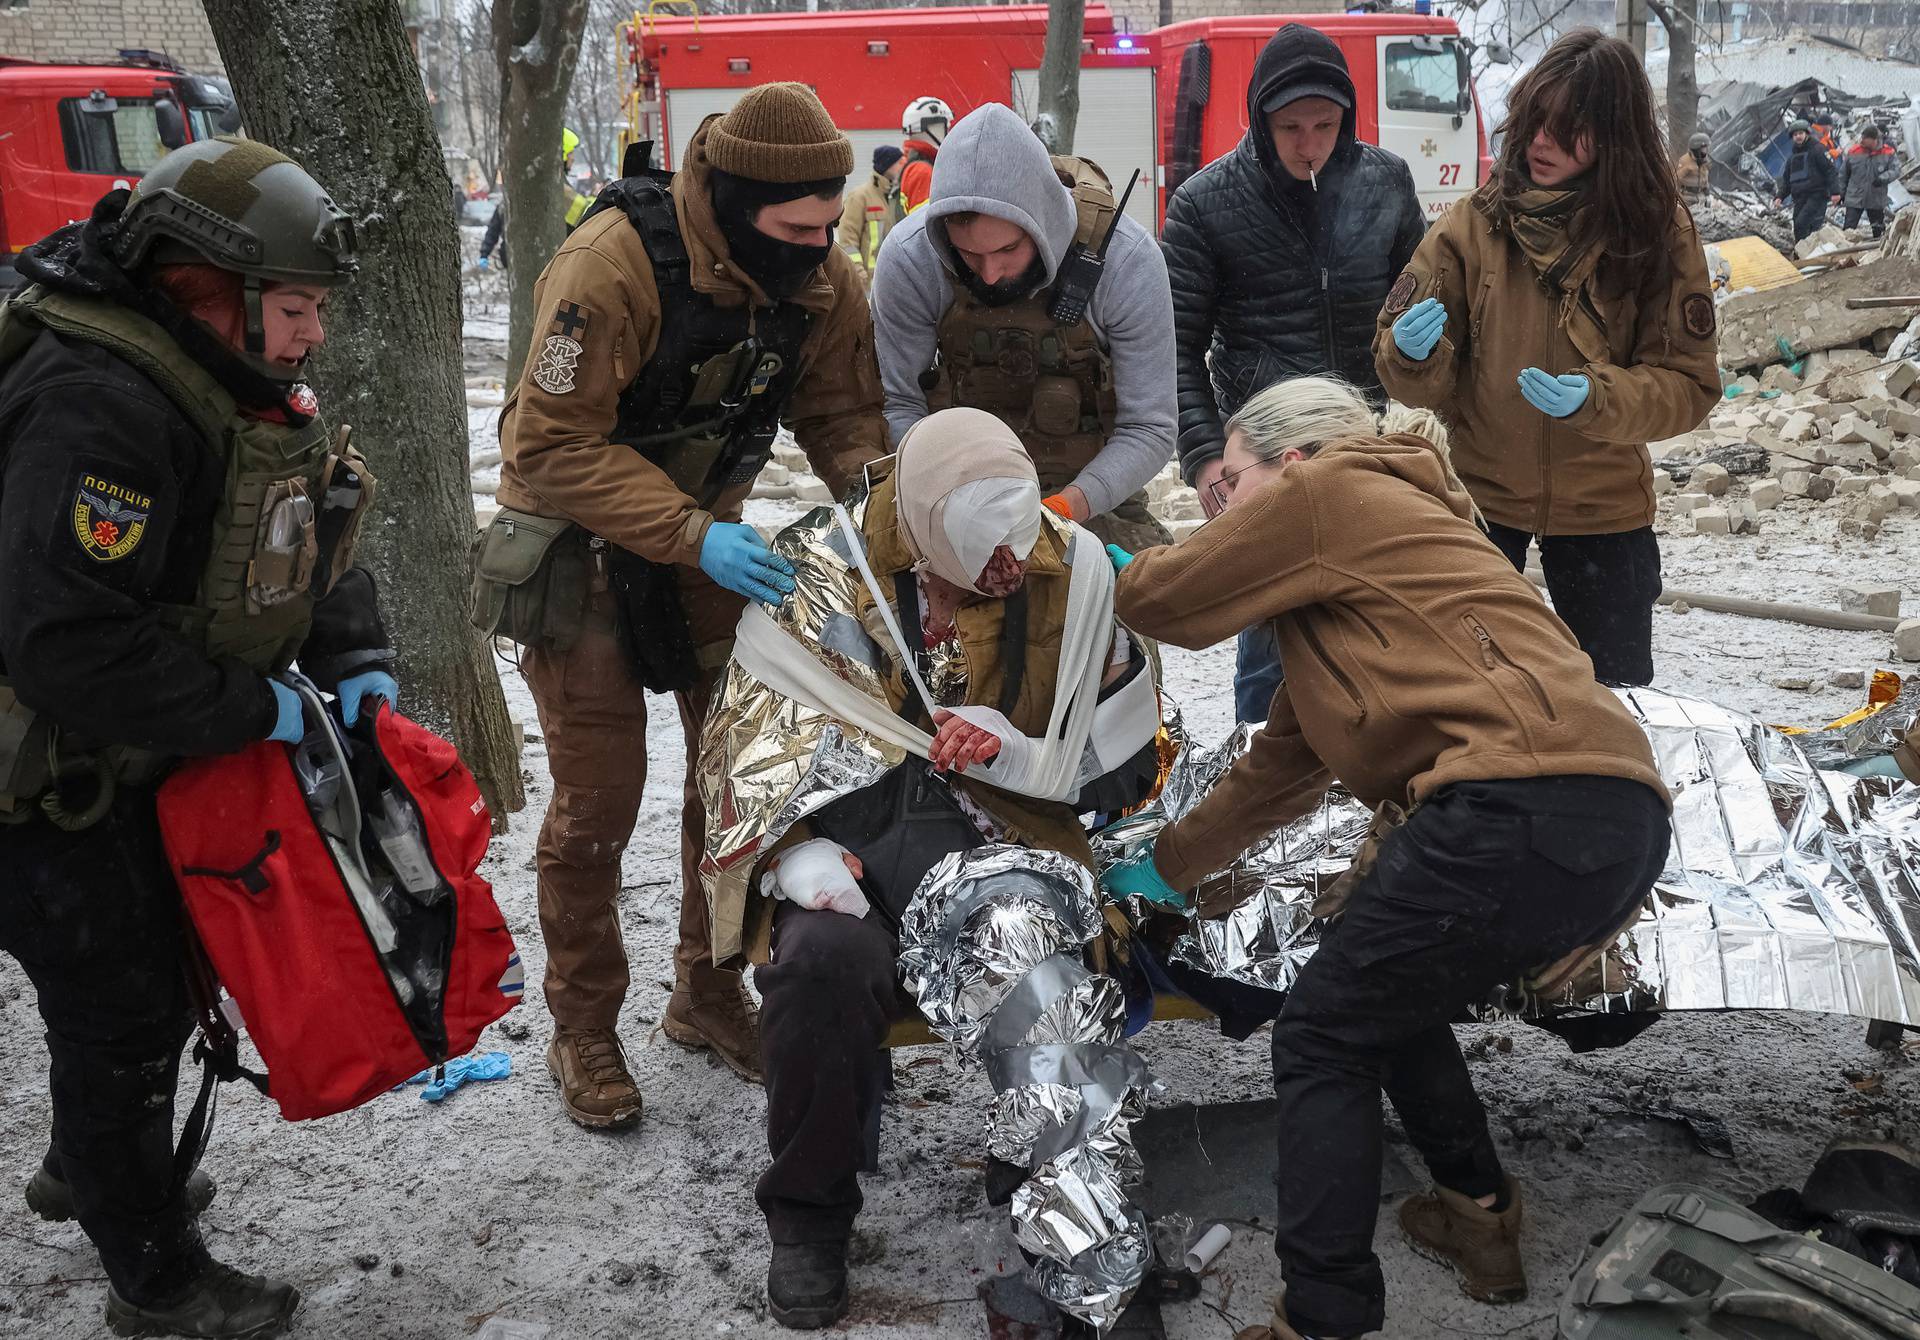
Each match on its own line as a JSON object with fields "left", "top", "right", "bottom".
{"left": 1486, "top": 522, "right": 1661, "bottom": 686}
{"left": 1791, "top": 194, "right": 1830, "bottom": 241}
{"left": 0, "top": 791, "right": 206, "bottom": 1304}
{"left": 1272, "top": 776, "right": 1669, "bottom": 1337}
{"left": 754, "top": 900, "right": 904, "bottom": 1245}
{"left": 1842, "top": 206, "right": 1887, "bottom": 237}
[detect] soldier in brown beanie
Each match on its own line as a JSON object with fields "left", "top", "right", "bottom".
{"left": 485, "top": 83, "right": 886, "bottom": 1133}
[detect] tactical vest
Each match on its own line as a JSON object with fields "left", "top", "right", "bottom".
{"left": 0, "top": 286, "right": 365, "bottom": 821}
{"left": 923, "top": 157, "right": 1121, "bottom": 487}
{"left": 584, "top": 175, "right": 814, "bottom": 508}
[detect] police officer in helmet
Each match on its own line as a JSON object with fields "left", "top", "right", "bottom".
{"left": 0, "top": 136, "right": 394, "bottom": 1337}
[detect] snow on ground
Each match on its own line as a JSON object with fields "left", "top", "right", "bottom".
{"left": 3, "top": 313, "right": 1918, "bottom": 1340}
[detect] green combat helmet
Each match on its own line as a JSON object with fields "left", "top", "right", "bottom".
{"left": 113, "top": 135, "right": 358, "bottom": 377}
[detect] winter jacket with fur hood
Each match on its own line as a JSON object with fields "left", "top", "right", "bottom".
{"left": 497, "top": 117, "right": 887, "bottom": 566}
{"left": 1160, "top": 23, "right": 1427, "bottom": 484}
{"left": 1373, "top": 190, "right": 1720, "bottom": 535}
{"left": 1113, "top": 434, "right": 1667, "bottom": 893}
{"left": 869, "top": 103, "right": 1177, "bottom": 518}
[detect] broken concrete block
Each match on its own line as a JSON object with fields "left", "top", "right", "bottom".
{"left": 1771, "top": 675, "right": 1814, "bottom": 691}
{"left": 1778, "top": 410, "right": 1818, "bottom": 442}
{"left": 1840, "top": 586, "right": 1903, "bottom": 619}
{"left": 1884, "top": 406, "right": 1920, "bottom": 437}
{"left": 1690, "top": 462, "right": 1732, "bottom": 496}
{"left": 1725, "top": 373, "right": 1760, "bottom": 396}
{"left": 1831, "top": 669, "right": 1868, "bottom": 690}
{"left": 1652, "top": 469, "right": 1675, "bottom": 497}
{"left": 1780, "top": 469, "right": 1834, "bottom": 500}
{"left": 1691, "top": 507, "right": 1733, "bottom": 535}
{"left": 1819, "top": 465, "right": 1852, "bottom": 484}
{"left": 1749, "top": 479, "right": 1784, "bottom": 509}
{"left": 1890, "top": 479, "right": 1920, "bottom": 509}
{"left": 1885, "top": 360, "right": 1920, "bottom": 400}
{"left": 791, "top": 477, "right": 834, "bottom": 504}
{"left": 1833, "top": 414, "right": 1894, "bottom": 452}
{"left": 1893, "top": 444, "right": 1920, "bottom": 471}
{"left": 1672, "top": 492, "right": 1711, "bottom": 515}
{"left": 1897, "top": 620, "right": 1920, "bottom": 663}
{"left": 1759, "top": 364, "right": 1802, "bottom": 394}
{"left": 1836, "top": 475, "right": 1874, "bottom": 494}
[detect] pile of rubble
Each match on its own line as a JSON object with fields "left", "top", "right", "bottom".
{"left": 1693, "top": 191, "right": 1797, "bottom": 256}
{"left": 1653, "top": 348, "right": 1920, "bottom": 545}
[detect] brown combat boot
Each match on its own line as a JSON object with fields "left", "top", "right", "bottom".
{"left": 546, "top": 1025, "right": 643, "bottom": 1130}
{"left": 662, "top": 976, "right": 763, "bottom": 1084}
{"left": 1398, "top": 1178, "right": 1528, "bottom": 1304}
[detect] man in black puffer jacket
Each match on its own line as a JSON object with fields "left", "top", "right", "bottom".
{"left": 1162, "top": 22, "right": 1425, "bottom": 721}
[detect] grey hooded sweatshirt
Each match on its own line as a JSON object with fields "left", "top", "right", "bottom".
{"left": 870, "top": 102, "right": 1177, "bottom": 518}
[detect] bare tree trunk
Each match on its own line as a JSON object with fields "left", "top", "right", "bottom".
{"left": 1653, "top": 0, "right": 1700, "bottom": 154}
{"left": 202, "top": 0, "right": 525, "bottom": 824}
{"left": 1032, "top": 0, "right": 1086, "bottom": 154}
{"left": 492, "top": 0, "right": 590, "bottom": 382}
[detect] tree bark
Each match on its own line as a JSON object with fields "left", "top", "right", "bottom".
{"left": 202, "top": 0, "right": 525, "bottom": 825}
{"left": 491, "top": 0, "right": 590, "bottom": 383}
{"left": 1651, "top": 0, "right": 1699, "bottom": 154}
{"left": 1033, "top": 0, "right": 1087, "bottom": 154}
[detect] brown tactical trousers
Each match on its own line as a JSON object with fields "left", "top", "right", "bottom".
{"left": 523, "top": 544, "right": 745, "bottom": 1030}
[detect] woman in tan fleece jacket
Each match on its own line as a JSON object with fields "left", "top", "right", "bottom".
{"left": 1373, "top": 31, "right": 1719, "bottom": 689}
{"left": 1103, "top": 376, "right": 1672, "bottom": 1340}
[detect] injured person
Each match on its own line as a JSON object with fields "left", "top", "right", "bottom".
{"left": 694, "top": 406, "right": 1164, "bottom": 1330}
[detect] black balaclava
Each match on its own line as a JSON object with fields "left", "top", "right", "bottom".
{"left": 945, "top": 234, "right": 1049, "bottom": 308}
{"left": 709, "top": 169, "right": 842, "bottom": 300}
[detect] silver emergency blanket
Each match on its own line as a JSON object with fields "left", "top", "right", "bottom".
{"left": 1097, "top": 688, "right": 1920, "bottom": 1025}
{"left": 898, "top": 846, "right": 1155, "bottom": 1332}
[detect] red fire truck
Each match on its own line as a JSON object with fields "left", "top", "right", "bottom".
{"left": 618, "top": 4, "right": 1490, "bottom": 231}
{"left": 0, "top": 51, "right": 236, "bottom": 288}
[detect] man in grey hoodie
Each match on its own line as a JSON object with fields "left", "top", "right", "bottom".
{"left": 870, "top": 103, "right": 1177, "bottom": 552}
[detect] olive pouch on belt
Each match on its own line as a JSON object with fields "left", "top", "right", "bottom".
{"left": 466, "top": 509, "right": 587, "bottom": 652}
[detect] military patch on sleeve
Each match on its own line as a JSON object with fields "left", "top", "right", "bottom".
{"left": 1385, "top": 270, "right": 1418, "bottom": 316}
{"left": 549, "top": 301, "right": 591, "bottom": 340}
{"left": 1682, "top": 292, "right": 1716, "bottom": 340}
{"left": 531, "top": 334, "right": 583, "bottom": 394}
{"left": 72, "top": 474, "right": 153, "bottom": 563}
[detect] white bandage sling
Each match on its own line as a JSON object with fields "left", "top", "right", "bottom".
{"left": 731, "top": 505, "right": 1157, "bottom": 804}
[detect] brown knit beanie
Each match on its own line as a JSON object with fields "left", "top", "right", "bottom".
{"left": 706, "top": 83, "right": 853, "bottom": 183}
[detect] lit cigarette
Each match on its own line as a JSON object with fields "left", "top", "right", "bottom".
{"left": 1309, "top": 166, "right": 1319, "bottom": 191}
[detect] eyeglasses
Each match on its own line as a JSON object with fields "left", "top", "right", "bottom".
{"left": 1205, "top": 457, "right": 1292, "bottom": 513}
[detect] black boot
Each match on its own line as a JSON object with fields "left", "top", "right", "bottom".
{"left": 26, "top": 1160, "right": 217, "bottom": 1224}
{"left": 767, "top": 1241, "right": 849, "bottom": 1330}
{"left": 105, "top": 1260, "right": 299, "bottom": 1338}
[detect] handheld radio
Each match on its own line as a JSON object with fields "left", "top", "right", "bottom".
{"left": 1047, "top": 169, "right": 1140, "bottom": 326}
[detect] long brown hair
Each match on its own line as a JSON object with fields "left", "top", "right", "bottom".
{"left": 1489, "top": 30, "right": 1679, "bottom": 291}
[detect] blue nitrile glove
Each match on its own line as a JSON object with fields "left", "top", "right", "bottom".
{"left": 477, "top": 255, "right": 490, "bottom": 271}
{"left": 1838, "top": 755, "right": 1906, "bottom": 780}
{"left": 700, "top": 522, "right": 795, "bottom": 607}
{"left": 1106, "top": 543, "right": 1135, "bottom": 572}
{"left": 267, "top": 680, "right": 304, "bottom": 744}
{"left": 337, "top": 669, "right": 399, "bottom": 728}
{"left": 400, "top": 1051, "right": 512, "bottom": 1102}
{"left": 1518, "top": 368, "right": 1592, "bottom": 419}
{"left": 1391, "top": 296, "right": 1447, "bottom": 362}
{"left": 1100, "top": 845, "right": 1188, "bottom": 912}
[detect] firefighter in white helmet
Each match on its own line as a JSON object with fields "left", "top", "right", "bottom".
{"left": 898, "top": 96, "right": 951, "bottom": 216}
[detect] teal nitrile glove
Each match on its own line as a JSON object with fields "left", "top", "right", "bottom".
{"left": 1391, "top": 297, "right": 1447, "bottom": 361}
{"left": 1838, "top": 754, "right": 1906, "bottom": 780}
{"left": 700, "top": 522, "right": 795, "bottom": 607}
{"left": 267, "top": 680, "right": 304, "bottom": 744}
{"left": 1100, "top": 845, "right": 1187, "bottom": 911}
{"left": 1518, "top": 368, "right": 1592, "bottom": 418}
{"left": 477, "top": 255, "right": 490, "bottom": 271}
{"left": 1105, "top": 543, "right": 1135, "bottom": 572}
{"left": 337, "top": 669, "right": 399, "bottom": 728}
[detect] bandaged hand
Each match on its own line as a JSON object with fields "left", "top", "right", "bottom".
{"left": 930, "top": 708, "right": 1005, "bottom": 773}
{"left": 769, "top": 838, "right": 870, "bottom": 918}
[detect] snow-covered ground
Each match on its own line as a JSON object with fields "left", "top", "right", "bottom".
{"left": 3, "top": 298, "right": 1917, "bottom": 1340}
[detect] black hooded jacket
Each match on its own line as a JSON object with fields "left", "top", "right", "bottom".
{"left": 1161, "top": 23, "right": 1427, "bottom": 482}
{"left": 0, "top": 196, "right": 392, "bottom": 759}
